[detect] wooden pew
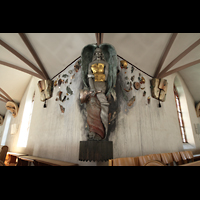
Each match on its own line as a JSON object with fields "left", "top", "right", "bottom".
{"left": 0, "top": 146, "right": 8, "bottom": 165}
{"left": 180, "top": 160, "right": 200, "bottom": 166}
{"left": 17, "top": 155, "right": 78, "bottom": 166}
{"left": 5, "top": 152, "right": 28, "bottom": 166}
{"left": 193, "top": 154, "right": 200, "bottom": 161}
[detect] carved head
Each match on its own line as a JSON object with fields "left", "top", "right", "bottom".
{"left": 92, "top": 48, "right": 104, "bottom": 61}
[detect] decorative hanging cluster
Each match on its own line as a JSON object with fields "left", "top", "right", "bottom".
{"left": 40, "top": 57, "right": 157, "bottom": 115}
{"left": 119, "top": 60, "right": 151, "bottom": 107}
{"left": 53, "top": 60, "right": 81, "bottom": 113}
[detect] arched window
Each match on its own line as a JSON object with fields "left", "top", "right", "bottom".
{"left": 174, "top": 85, "right": 187, "bottom": 143}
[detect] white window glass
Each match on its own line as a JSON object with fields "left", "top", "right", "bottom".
{"left": 1, "top": 112, "right": 12, "bottom": 145}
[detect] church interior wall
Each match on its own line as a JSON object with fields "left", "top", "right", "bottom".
{"left": 1, "top": 57, "right": 200, "bottom": 166}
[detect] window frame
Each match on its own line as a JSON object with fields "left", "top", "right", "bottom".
{"left": 174, "top": 85, "right": 188, "bottom": 143}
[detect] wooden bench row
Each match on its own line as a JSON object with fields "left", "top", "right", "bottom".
{"left": 109, "top": 150, "right": 199, "bottom": 166}
{"left": 5, "top": 152, "right": 78, "bottom": 166}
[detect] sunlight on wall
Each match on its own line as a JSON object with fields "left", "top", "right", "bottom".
{"left": 17, "top": 93, "right": 34, "bottom": 148}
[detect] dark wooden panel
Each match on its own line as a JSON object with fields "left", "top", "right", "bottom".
{"left": 79, "top": 141, "right": 113, "bottom": 162}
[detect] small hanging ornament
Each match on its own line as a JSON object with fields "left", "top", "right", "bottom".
{"left": 66, "top": 86, "right": 73, "bottom": 95}
{"left": 58, "top": 79, "right": 64, "bottom": 87}
{"left": 71, "top": 74, "right": 75, "bottom": 79}
{"left": 120, "top": 60, "right": 128, "bottom": 69}
{"left": 131, "top": 66, "right": 134, "bottom": 73}
{"left": 127, "top": 96, "right": 136, "bottom": 107}
{"left": 57, "top": 91, "right": 66, "bottom": 102}
{"left": 147, "top": 96, "right": 151, "bottom": 104}
{"left": 59, "top": 104, "right": 65, "bottom": 113}
{"left": 62, "top": 74, "right": 68, "bottom": 78}
{"left": 140, "top": 76, "right": 145, "bottom": 84}
{"left": 133, "top": 82, "right": 140, "bottom": 90}
{"left": 54, "top": 80, "right": 58, "bottom": 87}
{"left": 159, "top": 101, "right": 162, "bottom": 108}
{"left": 125, "top": 76, "right": 128, "bottom": 80}
{"left": 74, "top": 60, "right": 81, "bottom": 72}
{"left": 131, "top": 75, "right": 135, "bottom": 82}
{"left": 68, "top": 70, "right": 73, "bottom": 74}
{"left": 124, "top": 82, "right": 132, "bottom": 92}
{"left": 44, "top": 100, "right": 47, "bottom": 108}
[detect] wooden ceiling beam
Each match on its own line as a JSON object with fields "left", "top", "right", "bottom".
{"left": 159, "top": 58, "right": 200, "bottom": 78}
{"left": 154, "top": 33, "right": 178, "bottom": 78}
{"left": 18, "top": 33, "right": 49, "bottom": 80}
{"left": 95, "top": 33, "right": 98, "bottom": 45}
{"left": 100, "top": 33, "right": 104, "bottom": 44}
{"left": 95, "top": 33, "right": 104, "bottom": 46}
{"left": 0, "top": 60, "right": 44, "bottom": 79}
{"left": 96, "top": 33, "right": 100, "bottom": 46}
{"left": 0, "top": 98, "right": 8, "bottom": 103}
{"left": 158, "top": 37, "right": 200, "bottom": 78}
{"left": 0, "top": 88, "right": 14, "bottom": 102}
{"left": 0, "top": 94, "right": 10, "bottom": 102}
{"left": 0, "top": 39, "right": 45, "bottom": 79}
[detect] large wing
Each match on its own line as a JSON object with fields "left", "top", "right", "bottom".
{"left": 99, "top": 43, "right": 118, "bottom": 97}
{"left": 80, "top": 44, "right": 97, "bottom": 88}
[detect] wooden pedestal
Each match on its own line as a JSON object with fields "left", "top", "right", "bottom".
{"left": 79, "top": 140, "right": 113, "bottom": 162}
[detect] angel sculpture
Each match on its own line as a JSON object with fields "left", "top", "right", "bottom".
{"left": 80, "top": 44, "right": 118, "bottom": 140}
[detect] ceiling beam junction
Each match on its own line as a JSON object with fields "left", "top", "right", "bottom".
{"left": 159, "top": 58, "right": 200, "bottom": 78}
{"left": 154, "top": 33, "right": 178, "bottom": 78}
{"left": 0, "top": 39, "right": 45, "bottom": 79}
{"left": 0, "top": 98, "right": 8, "bottom": 103}
{"left": 18, "top": 33, "right": 49, "bottom": 80}
{"left": 0, "top": 88, "right": 14, "bottom": 102}
{"left": 157, "top": 37, "right": 200, "bottom": 78}
{"left": 0, "top": 60, "right": 44, "bottom": 79}
{"left": 95, "top": 33, "right": 104, "bottom": 46}
{"left": 0, "top": 94, "right": 10, "bottom": 102}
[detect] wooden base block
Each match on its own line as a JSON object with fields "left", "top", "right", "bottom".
{"left": 79, "top": 141, "right": 113, "bottom": 162}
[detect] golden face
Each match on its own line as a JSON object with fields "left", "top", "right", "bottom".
{"left": 91, "top": 63, "right": 105, "bottom": 82}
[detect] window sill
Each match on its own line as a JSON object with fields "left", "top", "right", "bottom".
{"left": 183, "top": 143, "right": 196, "bottom": 150}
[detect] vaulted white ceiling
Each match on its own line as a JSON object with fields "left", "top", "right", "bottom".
{"left": 0, "top": 33, "right": 200, "bottom": 116}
